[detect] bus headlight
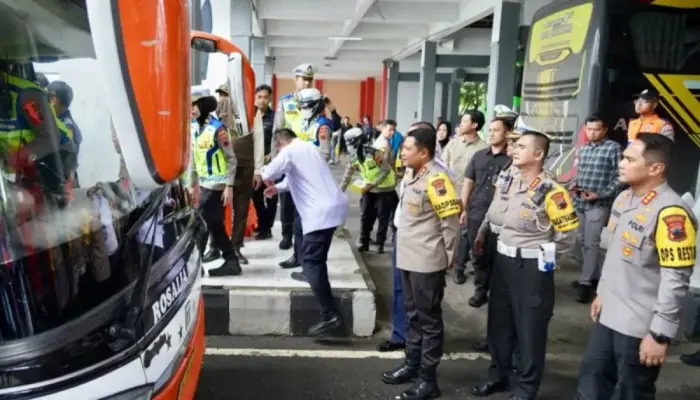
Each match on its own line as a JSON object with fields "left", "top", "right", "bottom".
{"left": 101, "top": 385, "right": 154, "bottom": 400}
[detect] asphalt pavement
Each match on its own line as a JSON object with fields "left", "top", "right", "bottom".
{"left": 195, "top": 160, "right": 700, "bottom": 399}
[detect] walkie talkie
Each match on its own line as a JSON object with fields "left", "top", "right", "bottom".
{"left": 530, "top": 182, "right": 552, "bottom": 205}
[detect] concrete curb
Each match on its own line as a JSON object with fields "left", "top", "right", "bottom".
{"left": 202, "top": 234, "right": 377, "bottom": 338}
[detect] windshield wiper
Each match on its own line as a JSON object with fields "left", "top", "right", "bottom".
{"left": 108, "top": 185, "right": 170, "bottom": 344}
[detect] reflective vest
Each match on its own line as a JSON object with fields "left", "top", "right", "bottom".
{"left": 352, "top": 145, "right": 396, "bottom": 189}
{"left": 280, "top": 93, "right": 299, "bottom": 130}
{"left": 191, "top": 116, "right": 228, "bottom": 185}
{"left": 627, "top": 115, "right": 667, "bottom": 143}
{"left": 290, "top": 115, "right": 331, "bottom": 146}
{"left": 0, "top": 72, "right": 74, "bottom": 177}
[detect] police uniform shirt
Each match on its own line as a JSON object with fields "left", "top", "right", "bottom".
{"left": 598, "top": 182, "right": 696, "bottom": 339}
{"left": 396, "top": 161, "right": 461, "bottom": 273}
{"left": 484, "top": 171, "right": 579, "bottom": 259}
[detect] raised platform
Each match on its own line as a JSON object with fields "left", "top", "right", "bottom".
{"left": 201, "top": 224, "right": 376, "bottom": 338}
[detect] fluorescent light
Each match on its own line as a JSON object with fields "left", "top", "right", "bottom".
{"left": 328, "top": 36, "right": 363, "bottom": 41}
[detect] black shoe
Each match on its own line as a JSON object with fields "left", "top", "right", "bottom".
{"left": 576, "top": 284, "right": 594, "bottom": 304}
{"left": 255, "top": 230, "right": 272, "bottom": 240}
{"left": 398, "top": 380, "right": 441, "bottom": 399}
{"left": 377, "top": 245, "right": 385, "bottom": 254}
{"left": 381, "top": 365, "right": 418, "bottom": 385}
{"left": 202, "top": 249, "right": 221, "bottom": 263}
{"left": 468, "top": 292, "right": 488, "bottom": 308}
{"left": 290, "top": 271, "right": 307, "bottom": 282}
{"left": 208, "top": 258, "right": 242, "bottom": 277}
{"left": 357, "top": 242, "right": 369, "bottom": 252}
{"left": 469, "top": 380, "right": 509, "bottom": 397}
{"left": 308, "top": 314, "right": 341, "bottom": 337}
{"left": 572, "top": 279, "right": 599, "bottom": 290}
{"left": 279, "top": 255, "right": 300, "bottom": 269}
{"left": 681, "top": 350, "right": 700, "bottom": 367}
{"left": 471, "top": 339, "right": 489, "bottom": 353}
{"left": 234, "top": 247, "right": 249, "bottom": 265}
{"left": 453, "top": 270, "right": 467, "bottom": 285}
{"left": 279, "top": 236, "right": 293, "bottom": 250}
{"left": 376, "top": 340, "right": 405, "bottom": 352}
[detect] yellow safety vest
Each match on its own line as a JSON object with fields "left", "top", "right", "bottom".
{"left": 191, "top": 117, "right": 228, "bottom": 185}
{"left": 280, "top": 94, "right": 300, "bottom": 130}
{"left": 353, "top": 148, "right": 395, "bottom": 189}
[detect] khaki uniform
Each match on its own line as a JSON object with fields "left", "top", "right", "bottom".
{"left": 577, "top": 182, "right": 696, "bottom": 399}
{"left": 478, "top": 169, "right": 578, "bottom": 399}
{"left": 394, "top": 160, "right": 460, "bottom": 385}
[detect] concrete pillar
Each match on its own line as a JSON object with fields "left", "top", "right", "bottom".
{"left": 229, "top": 0, "right": 252, "bottom": 60}
{"left": 250, "top": 36, "right": 266, "bottom": 87}
{"left": 447, "top": 69, "right": 465, "bottom": 127}
{"left": 440, "top": 83, "right": 449, "bottom": 121}
{"left": 264, "top": 56, "right": 274, "bottom": 86}
{"left": 418, "top": 41, "right": 437, "bottom": 123}
{"left": 386, "top": 61, "right": 399, "bottom": 120}
{"left": 485, "top": 0, "right": 521, "bottom": 122}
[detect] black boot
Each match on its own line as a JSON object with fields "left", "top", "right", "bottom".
{"left": 208, "top": 257, "right": 242, "bottom": 277}
{"left": 453, "top": 269, "right": 467, "bottom": 285}
{"left": 377, "top": 245, "right": 385, "bottom": 254}
{"left": 308, "top": 313, "right": 341, "bottom": 337}
{"left": 357, "top": 241, "right": 369, "bottom": 252}
{"left": 234, "top": 247, "right": 249, "bottom": 265}
{"left": 290, "top": 271, "right": 307, "bottom": 282}
{"left": 381, "top": 364, "right": 418, "bottom": 385}
{"left": 256, "top": 230, "right": 272, "bottom": 240}
{"left": 279, "top": 255, "right": 299, "bottom": 269}
{"left": 398, "top": 369, "right": 441, "bottom": 399}
{"left": 202, "top": 249, "right": 221, "bottom": 263}
{"left": 279, "top": 235, "right": 293, "bottom": 250}
{"left": 576, "top": 284, "right": 594, "bottom": 304}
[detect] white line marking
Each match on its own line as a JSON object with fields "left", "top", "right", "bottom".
{"left": 204, "top": 348, "right": 684, "bottom": 363}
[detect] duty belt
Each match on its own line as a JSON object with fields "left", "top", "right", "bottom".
{"left": 496, "top": 239, "right": 539, "bottom": 259}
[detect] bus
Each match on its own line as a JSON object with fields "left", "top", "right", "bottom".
{"left": 0, "top": 2, "right": 252, "bottom": 398}
{"left": 520, "top": 0, "right": 700, "bottom": 341}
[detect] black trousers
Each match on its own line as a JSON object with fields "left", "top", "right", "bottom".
{"left": 402, "top": 269, "right": 446, "bottom": 381}
{"left": 292, "top": 210, "right": 304, "bottom": 261}
{"left": 360, "top": 191, "right": 396, "bottom": 247}
{"left": 252, "top": 185, "right": 278, "bottom": 233}
{"left": 300, "top": 225, "right": 338, "bottom": 317}
{"left": 576, "top": 323, "right": 661, "bottom": 400}
{"left": 487, "top": 254, "right": 554, "bottom": 398}
{"left": 280, "top": 190, "right": 296, "bottom": 238}
{"left": 197, "top": 187, "right": 236, "bottom": 260}
{"left": 474, "top": 228, "right": 498, "bottom": 296}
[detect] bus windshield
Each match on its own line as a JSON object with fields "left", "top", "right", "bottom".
{"left": 0, "top": 1, "right": 145, "bottom": 342}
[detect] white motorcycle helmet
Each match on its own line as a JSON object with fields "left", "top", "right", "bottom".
{"left": 298, "top": 88, "right": 326, "bottom": 121}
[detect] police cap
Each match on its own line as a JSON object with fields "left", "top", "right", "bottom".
{"left": 47, "top": 80, "right": 73, "bottom": 107}
{"left": 215, "top": 83, "right": 229, "bottom": 95}
{"left": 293, "top": 63, "right": 315, "bottom": 79}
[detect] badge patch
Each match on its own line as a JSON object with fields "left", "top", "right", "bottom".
{"left": 622, "top": 231, "right": 638, "bottom": 245}
{"left": 529, "top": 177, "right": 541, "bottom": 189}
{"left": 431, "top": 179, "right": 448, "bottom": 196}
{"left": 641, "top": 191, "right": 657, "bottom": 205}
{"left": 635, "top": 214, "right": 646, "bottom": 223}
{"left": 662, "top": 214, "right": 688, "bottom": 242}
{"left": 520, "top": 210, "right": 530, "bottom": 219}
{"left": 622, "top": 246, "right": 632, "bottom": 257}
{"left": 551, "top": 192, "right": 567, "bottom": 210}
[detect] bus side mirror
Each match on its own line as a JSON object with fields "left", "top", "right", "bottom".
{"left": 191, "top": 37, "right": 217, "bottom": 53}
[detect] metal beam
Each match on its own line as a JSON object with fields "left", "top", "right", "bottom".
{"left": 327, "top": 0, "right": 376, "bottom": 58}
{"left": 418, "top": 41, "right": 437, "bottom": 122}
{"left": 398, "top": 72, "right": 487, "bottom": 82}
{"left": 386, "top": 60, "right": 399, "bottom": 120}
{"left": 435, "top": 54, "right": 490, "bottom": 69}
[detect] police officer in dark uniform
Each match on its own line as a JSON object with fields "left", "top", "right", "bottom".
{"left": 381, "top": 126, "right": 460, "bottom": 400}
{"left": 470, "top": 131, "right": 579, "bottom": 400}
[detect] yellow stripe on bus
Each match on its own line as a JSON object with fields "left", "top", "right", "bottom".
{"left": 652, "top": 0, "right": 700, "bottom": 9}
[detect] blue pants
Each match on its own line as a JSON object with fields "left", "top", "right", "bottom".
{"left": 390, "top": 238, "right": 408, "bottom": 344}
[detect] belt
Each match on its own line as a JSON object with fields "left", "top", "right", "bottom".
{"left": 489, "top": 223, "right": 502, "bottom": 235}
{"left": 496, "top": 239, "right": 539, "bottom": 259}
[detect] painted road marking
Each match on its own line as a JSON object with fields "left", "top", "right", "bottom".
{"left": 204, "top": 348, "right": 685, "bottom": 363}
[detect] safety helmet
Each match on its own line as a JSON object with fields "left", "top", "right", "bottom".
{"left": 297, "top": 88, "right": 325, "bottom": 121}
{"left": 343, "top": 127, "right": 365, "bottom": 162}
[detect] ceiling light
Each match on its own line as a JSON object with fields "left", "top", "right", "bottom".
{"left": 328, "top": 36, "right": 363, "bottom": 41}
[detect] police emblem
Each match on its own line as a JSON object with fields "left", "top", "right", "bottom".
{"left": 662, "top": 214, "right": 687, "bottom": 242}
{"left": 641, "top": 191, "right": 657, "bottom": 205}
{"left": 622, "top": 246, "right": 633, "bottom": 257}
{"left": 551, "top": 192, "right": 567, "bottom": 210}
{"left": 528, "top": 177, "right": 541, "bottom": 189}
{"left": 431, "top": 179, "right": 448, "bottom": 196}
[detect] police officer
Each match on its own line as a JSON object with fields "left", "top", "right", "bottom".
{"left": 576, "top": 133, "right": 695, "bottom": 400}
{"left": 340, "top": 120, "right": 397, "bottom": 254}
{"left": 470, "top": 131, "right": 579, "bottom": 400}
{"left": 273, "top": 63, "right": 316, "bottom": 252}
{"left": 187, "top": 94, "right": 241, "bottom": 277}
{"left": 381, "top": 126, "right": 460, "bottom": 400}
{"left": 47, "top": 80, "right": 83, "bottom": 186}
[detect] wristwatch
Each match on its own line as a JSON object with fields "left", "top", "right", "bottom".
{"left": 649, "top": 331, "right": 672, "bottom": 344}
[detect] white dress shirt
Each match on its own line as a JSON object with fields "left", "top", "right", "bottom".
{"left": 261, "top": 138, "right": 348, "bottom": 235}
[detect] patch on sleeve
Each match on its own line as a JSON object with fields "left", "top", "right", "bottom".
{"left": 426, "top": 172, "right": 460, "bottom": 219}
{"left": 655, "top": 206, "right": 696, "bottom": 268}
{"left": 545, "top": 186, "right": 579, "bottom": 232}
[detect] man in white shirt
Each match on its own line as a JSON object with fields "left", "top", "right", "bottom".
{"left": 261, "top": 128, "right": 349, "bottom": 337}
